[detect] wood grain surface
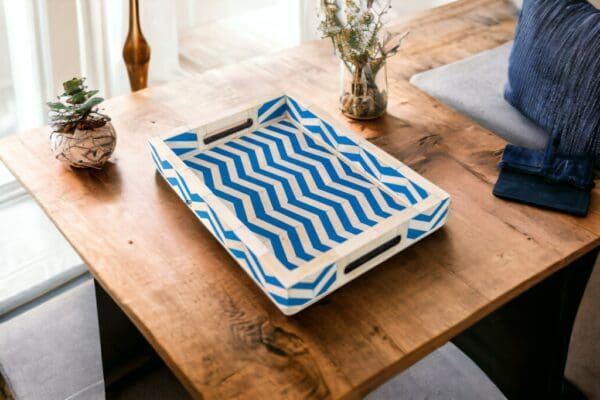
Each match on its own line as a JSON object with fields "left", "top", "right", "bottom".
{"left": 1, "top": 0, "right": 599, "bottom": 398}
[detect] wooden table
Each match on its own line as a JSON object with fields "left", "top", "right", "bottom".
{"left": 1, "top": 0, "right": 599, "bottom": 398}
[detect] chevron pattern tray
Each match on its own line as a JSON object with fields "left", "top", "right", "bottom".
{"left": 149, "top": 94, "right": 450, "bottom": 315}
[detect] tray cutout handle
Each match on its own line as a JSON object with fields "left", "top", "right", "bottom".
{"left": 344, "top": 235, "right": 401, "bottom": 275}
{"left": 204, "top": 118, "right": 253, "bottom": 145}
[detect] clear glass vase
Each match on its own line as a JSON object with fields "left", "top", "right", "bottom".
{"left": 339, "top": 60, "right": 388, "bottom": 120}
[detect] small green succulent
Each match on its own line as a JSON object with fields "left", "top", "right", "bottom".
{"left": 47, "top": 77, "right": 110, "bottom": 133}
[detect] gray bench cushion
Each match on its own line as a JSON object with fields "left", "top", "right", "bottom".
{"left": 0, "top": 275, "right": 103, "bottom": 400}
{"left": 367, "top": 342, "right": 505, "bottom": 400}
{"left": 410, "top": 42, "right": 548, "bottom": 149}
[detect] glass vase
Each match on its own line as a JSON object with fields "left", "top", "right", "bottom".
{"left": 339, "top": 60, "right": 388, "bottom": 120}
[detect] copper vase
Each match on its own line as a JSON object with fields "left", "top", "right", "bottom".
{"left": 123, "top": 0, "right": 151, "bottom": 91}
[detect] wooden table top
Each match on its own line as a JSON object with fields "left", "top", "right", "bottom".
{"left": 2, "top": 0, "right": 599, "bottom": 398}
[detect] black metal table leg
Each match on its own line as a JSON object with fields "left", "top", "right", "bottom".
{"left": 452, "top": 247, "right": 598, "bottom": 400}
{"left": 94, "top": 279, "right": 162, "bottom": 396}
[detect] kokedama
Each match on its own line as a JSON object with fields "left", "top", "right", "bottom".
{"left": 48, "top": 78, "right": 116, "bottom": 169}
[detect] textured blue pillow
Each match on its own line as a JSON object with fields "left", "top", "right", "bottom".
{"left": 505, "top": 0, "right": 600, "bottom": 167}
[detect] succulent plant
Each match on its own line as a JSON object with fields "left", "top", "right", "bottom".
{"left": 47, "top": 77, "right": 110, "bottom": 133}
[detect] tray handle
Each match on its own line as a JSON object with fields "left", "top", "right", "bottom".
{"left": 204, "top": 118, "right": 254, "bottom": 145}
{"left": 343, "top": 235, "right": 402, "bottom": 275}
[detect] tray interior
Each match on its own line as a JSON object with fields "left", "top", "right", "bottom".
{"left": 178, "top": 114, "right": 409, "bottom": 271}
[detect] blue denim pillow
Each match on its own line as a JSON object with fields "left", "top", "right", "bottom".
{"left": 505, "top": 0, "right": 600, "bottom": 168}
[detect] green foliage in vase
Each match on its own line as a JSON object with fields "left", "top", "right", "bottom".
{"left": 47, "top": 77, "right": 110, "bottom": 133}
{"left": 318, "top": 0, "right": 407, "bottom": 77}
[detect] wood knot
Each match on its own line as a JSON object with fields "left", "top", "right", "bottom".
{"left": 418, "top": 134, "right": 442, "bottom": 148}
{"left": 258, "top": 321, "right": 331, "bottom": 399}
{"left": 260, "top": 321, "right": 308, "bottom": 357}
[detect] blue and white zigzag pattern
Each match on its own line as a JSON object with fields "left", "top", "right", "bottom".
{"left": 183, "top": 120, "right": 406, "bottom": 271}
{"left": 150, "top": 143, "right": 338, "bottom": 309}
{"left": 164, "top": 132, "right": 198, "bottom": 156}
{"left": 257, "top": 96, "right": 429, "bottom": 206}
{"left": 407, "top": 198, "right": 450, "bottom": 241}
